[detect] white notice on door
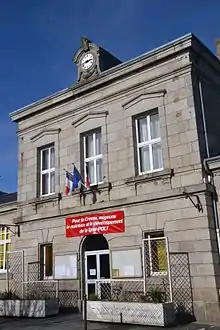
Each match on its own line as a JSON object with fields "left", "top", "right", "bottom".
{"left": 90, "top": 269, "right": 96, "bottom": 276}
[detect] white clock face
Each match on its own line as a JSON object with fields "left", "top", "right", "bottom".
{"left": 81, "top": 53, "right": 94, "bottom": 71}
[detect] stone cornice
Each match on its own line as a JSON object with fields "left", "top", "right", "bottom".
{"left": 15, "top": 183, "right": 211, "bottom": 224}
{"left": 30, "top": 128, "right": 61, "bottom": 142}
{"left": 10, "top": 33, "right": 196, "bottom": 123}
{"left": 17, "top": 64, "right": 192, "bottom": 136}
{"left": 204, "top": 156, "right": 220, "bottom": 173}
{"left": 0, "top": 202, "right": 17, "bottom": 214}
{"left": 72, "top": 110, "right": 108, "bottom": 128}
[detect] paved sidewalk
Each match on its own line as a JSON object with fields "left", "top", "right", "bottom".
{"left": 0, "top": 313, "right": 219, "bottom": 330}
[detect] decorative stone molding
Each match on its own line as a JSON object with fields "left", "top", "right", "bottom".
{"left": 122, "top": 90, "right": 166, "bottom": 110}
{"left": 125, "top": 169, "right": 174, "bottom": 186}
{"left": 204, "top": 156, "right": 220, "bottom": 173}
{"left": 28, "top": 193, "right": 62, "bottom": 214}
{"left": 32, "top": 193, "right": 62, "bottom": 205}
{"left": 72, "top": 110, "right": 108, "bottom": 128}
{"left": 30, "top": 128, "right": 61, "bottom": 143}
{"left": 69, "top": 182, "right": 111, "bottom": 205}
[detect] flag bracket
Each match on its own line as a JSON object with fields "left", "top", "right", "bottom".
{"left": 183, "top": 191, "right": 203, "bottom": 213}
{"left": 0, "top": 224, "right": 20, "bottom": 237}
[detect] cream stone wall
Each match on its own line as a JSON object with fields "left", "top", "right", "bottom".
{"left": 8, "top": 34, "right": 220, "bottom": 323}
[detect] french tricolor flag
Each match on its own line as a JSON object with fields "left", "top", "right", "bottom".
{"left": 65, "top": 165, "right": 82, "bottom": 196}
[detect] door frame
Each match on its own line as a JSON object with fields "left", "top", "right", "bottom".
{"left": 85, "top": 249, "right": 110, "bottom": 295}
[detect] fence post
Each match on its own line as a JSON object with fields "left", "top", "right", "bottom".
{"left": 56, "top": 280, "right": 59, "bottom": 299}
{"left": 83, "top": 293, "right": 87, "bottom": 330}
{"left": 6, "top": 253, "right": 9, "bottom": 295}
{"left": 165, "top": 237, "right": 173, "bottom": 302}
{"left": 142, "top": 239, "right": 146, "bottom": 294}
{"left": 21, "top": 250, "right": 24, "bottom": 300}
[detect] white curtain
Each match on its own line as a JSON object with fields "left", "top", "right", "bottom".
{"left": 140, "top": 146, "right": 150, "bottom": 172}
{"left": 138, "top": 117, "right": 148, "bottom": 143}
{"left": 150, "top": 113, "right": 160, "bottom": 139}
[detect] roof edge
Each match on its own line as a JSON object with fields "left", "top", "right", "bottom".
{"left": 10, "top": 33, "right": 194, "bottom": 122}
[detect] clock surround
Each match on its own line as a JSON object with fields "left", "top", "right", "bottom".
{"left": 73, "top": 36, "right": 121, "bottom": 83}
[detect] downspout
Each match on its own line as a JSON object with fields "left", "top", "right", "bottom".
{"left": 203, "top": 157, "right": 220, "bottom": 259}
{"left": 199, "top": 82, "right": 209, "bottom": 157}
{"left": 199, "top": 81, "right": 220, "bottom": 258}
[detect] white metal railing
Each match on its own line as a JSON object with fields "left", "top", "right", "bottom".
{"left": 23, "top": 280, "right": 59, "bottom": 300}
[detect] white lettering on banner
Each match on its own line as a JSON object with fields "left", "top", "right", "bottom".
{"left": 71, "top": 214, "right": 118, "bottom": 223}
{"left": 66, "top": 219, "right": 123, "bottom": 230}
{"left": 66, "top": 210, "right": 124, "bottom": 237}
{"left": 79, "top": 226, "right": 109, "bottom": 235}
{"left": 85, "top": 216, "right": 98, "bottom": 221}
{"left": 99, "top": 214, "right": 116, "bottom": 220}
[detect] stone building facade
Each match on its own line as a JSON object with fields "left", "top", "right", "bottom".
{"left": 1, "top": 33, "right": 220, "bottom": 322}
{"left": 0, "top": 192, "right": 17, "bottom": 290}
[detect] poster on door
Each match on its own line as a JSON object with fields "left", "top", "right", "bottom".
{"left": 66, "top": 210, "right": 124, "bottom": 237}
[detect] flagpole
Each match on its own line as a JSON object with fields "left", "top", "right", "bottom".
{"left": 80, "top": 181, "right": 87, "bottom": 189}
{"left": 64, "top": 168, "right": 88, "bottom": 190}
{"left": 72, "top": 163, "right": 89, "bottom": 189}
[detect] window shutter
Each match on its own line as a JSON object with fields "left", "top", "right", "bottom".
{"left": 0, "top": 244, "right": 4, "bottom": 269}
{"left": 39, "top": 245, "right": 44, "bottom": 280}
{"left": 157, "top": 240, "right": 167, "bottom": 272}
{"left": 45, "top": 244, "right": 53, "bottom": 277}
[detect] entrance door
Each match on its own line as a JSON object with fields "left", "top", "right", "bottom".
{"left": 85, "top": 250, "right": 110, "bottom": 297}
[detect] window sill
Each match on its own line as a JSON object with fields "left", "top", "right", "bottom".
{"left": 70, "top": 182, "right": 112, "bottom": 196}
{"left": 31, "top": 193, "right": 62, "bottom": 205}
{"left": 125, "top": 169, "right": 174, "bottom": 185}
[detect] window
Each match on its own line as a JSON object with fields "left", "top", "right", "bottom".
{"left": 111, "top": 249, "right": 142, "bottom": 278}
{"left": 135, "top": 111, "right": 163, "bottom": 175}
{"left": 40, "top": 243, "right": 53, "bottom": 279}
{"left": 39, "top": 145, "right": 55, "bottom": 196}
{"left": 54, "top": 254, "right": 77, "bottom": 279}
{"left": 83, "top": 130, "right": 103, "bottom": 186}
{"left": 144, "top": 232, "right": 167, "bottom": 275}
{"left": 0, "top": 227, "right": 11, "bottom": 272}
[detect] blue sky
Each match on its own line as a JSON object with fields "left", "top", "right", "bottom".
{"left": 0, "top": 0, "right": 219, "bottom": 192}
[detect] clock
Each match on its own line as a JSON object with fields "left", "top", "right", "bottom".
{"left": 74, "top": 37, "right": 121, "bottom": 82}
{"left": 81, "top": 53, "right": 94, "bottom": 71}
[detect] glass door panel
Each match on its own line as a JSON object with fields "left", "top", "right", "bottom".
{"left": 86, "top": 255, "right": 97, "bottom": 280}
{"left": 87, "top": 283, "right": 96, "bottom": 296}
{"left": 99, "top": 254, "right": 110, "bottom": 279}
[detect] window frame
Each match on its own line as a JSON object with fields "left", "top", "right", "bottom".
{"left": 0, "top": 227, "right": 11, "bottom": 273}
{"left": 82, "top": 128, "right": 103, "bottom": 186}
{"left": 144, "top": 232, "right": 167, "bottom": 276}
{"left": 39, "top": 145, "right": 55, "bottom": 197}
{"left": 135, "top": 110, "right": 163, "bottom": 175}
{"left": 39, "top": 243, "right": 53, "bottom": 280}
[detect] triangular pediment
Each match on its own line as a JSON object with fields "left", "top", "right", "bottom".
{"left": 122, "top": 90, "right": 166, "bottom": 110}
{"left": 31, "top": 128, "right": 61, "bottom": 142}
{"left": 72, "top": 110, "right": 108, "bottom": 128}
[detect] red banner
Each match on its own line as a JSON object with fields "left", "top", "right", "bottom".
{"left": 66, "top": 210, "right": 124, "bottom": 237}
